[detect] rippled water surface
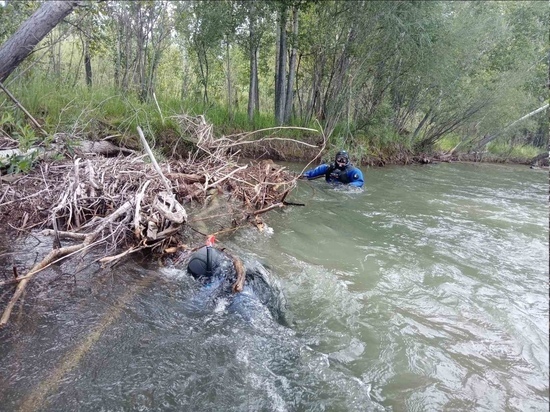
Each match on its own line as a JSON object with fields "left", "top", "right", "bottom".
{"left": 0, "top": 162, "right": 548, "bottom": 411}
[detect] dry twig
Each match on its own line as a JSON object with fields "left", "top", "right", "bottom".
{"left": 0, "top": 115, "right": 325, "bottom": 326}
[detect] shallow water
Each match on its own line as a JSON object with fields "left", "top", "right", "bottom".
{"left": 0, "top": 162, "right": 548, "bottom": 411}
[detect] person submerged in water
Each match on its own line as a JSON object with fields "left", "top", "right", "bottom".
{"left": 301, "top": 150, "right": 364, "bottom": 188}
{"left": 186, "top": 241, "right": 288, "bottom": 325}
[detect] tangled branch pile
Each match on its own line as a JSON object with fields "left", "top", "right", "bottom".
{"left": 0, "top": 115, "right": 321, "bottom": 326}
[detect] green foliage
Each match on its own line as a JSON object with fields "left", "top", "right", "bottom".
{"left": 0, "top": 110, "right": 16, "bottom": 132}
{"left": 435, "top": 134, "right": 462, "bottom": 152}
{"left": 487, "top": 141, "right": 540, "bottom": 161}
{"left": 0, "top": 0, "right": 546, "bottom": 165}
{"left": 0, "top": 1, "right": 38, "bottom": 43}
{"left": 13, "top": 124, "right": 38, "bottom": 151}
{"left": 0, "top": 108, "right": 38, "bottom": 150}
{"left": 0, "top": 111, "right": 39, "bottom": 173}
{"left": 3, "top": 150, "right": 38, "bottom": 174}
{"left": 367, "top": 125, "right": 409, "bottom": 150}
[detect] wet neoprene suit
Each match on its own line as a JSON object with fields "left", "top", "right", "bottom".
{"left": 186, "top": 246, "right": 288, "bottom": 324}
{"left": 303, "top": 163, "right": 364, "bottom": 187}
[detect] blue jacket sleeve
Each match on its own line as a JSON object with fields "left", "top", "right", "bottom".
{"left": 347, "top": 167, "right": 364, "bottom": 188}
{"left": 303, "top": 164, "right": 329, "bottom": 179}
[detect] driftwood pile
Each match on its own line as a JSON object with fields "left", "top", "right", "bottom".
{"left": 0, "top": 115, "right": 323, "bottom": 326}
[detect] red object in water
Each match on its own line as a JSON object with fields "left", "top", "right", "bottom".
{"left": 206, "top": 235, "right": 216, "bottom": 247}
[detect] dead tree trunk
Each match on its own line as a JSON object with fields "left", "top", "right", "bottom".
{"left": 0, "top": 1, "right": 79, "bottom": 82}
{"left": 475, "top": 104, "right": 550, "bottom": 150}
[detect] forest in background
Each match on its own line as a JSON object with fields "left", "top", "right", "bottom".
{"left": 0, "top": 0, "right": 548, "bottom": 169}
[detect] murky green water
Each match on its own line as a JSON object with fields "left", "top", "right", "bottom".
{"left": 0, "top": 162, "right": 548, "bottom": 411}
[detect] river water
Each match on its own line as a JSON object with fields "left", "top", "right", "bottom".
{"left": 0, "top": 162, "right": 548, "bottom": 411}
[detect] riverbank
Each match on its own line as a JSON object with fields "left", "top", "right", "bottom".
{"left": 223, "top": 136, "right": 547, "bottom": 168}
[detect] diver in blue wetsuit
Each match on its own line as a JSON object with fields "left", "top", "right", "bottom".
{"left": 302, "top": 150, "right": 364, "bottom": 188}
{"left": 186, "top": 245, "right": 288, "bottom": 325}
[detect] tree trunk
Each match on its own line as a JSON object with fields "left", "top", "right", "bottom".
{"left": 274, "top": 6, "right": 287, "bottom": 125}
{"left": 306, "top": 53, "right": 322, "bottom": 123}
{"left": 0, "top": 1, "right": 79, "bottom": 82}
{"left": 321, "top": 27, "right": 355, "bottom": 139}
{"left": 225, "top": 37, "right": 233, "bottom": 121}
{"left": 197, "top": 43, "right": 209, "bottom": 105}
{"left": 248, "top": 45, "right": 258, "bottom": 121}
{"left": 180, "top": 45, "right": 190, "bottom": 100}
{"left": 84, "top": 39, "right": 92, "bottom": 87}
{"left": 114, "top": 23, "right": 121, "bottom": 88}
{"left": 247, "top": 3, "right": 259, "bottom": 122}
{"left": 411, "top": 108, "right": 432, "bottom": 141}
{"left": 135, "top": 5, "right": 148, "bottom": 102}
{"left": 283, "top": 5, "right": 299, "bottom": 124}
{"left": 48, "top": 31, "right": 62, "bottom": 79}
{"left": 118, "top": 10, "right": 131, "bottom": 92}
{"left": 475, "top": 103, "right": 550, "bottom": 150}
{"left": 274, "top": 17, "right": 280, "bottom": 120}
{"left": 254, "top": 48, "right": 260, "bottom": 113}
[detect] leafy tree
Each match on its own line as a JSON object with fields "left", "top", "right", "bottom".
{"left": 0, "top": 1, "right": 39, "bottom": 44}
{"left": 0, "top": 0, "right": 546, "bottom": 156}
{"left": 175, "top": 0, "right": 236, "bottom": 106}
{"left": 105, "top": 1, "right": 173, "bottom": 101}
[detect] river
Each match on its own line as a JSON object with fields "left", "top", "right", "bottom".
{"left": 0, "top": 162, "right": 548, "bottom": 411}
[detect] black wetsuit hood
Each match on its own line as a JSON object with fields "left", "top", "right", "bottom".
{"left": 187, "top": 246, "right": 224, "bottom": 279}
{"left": 334, "top": 150, "right": 350, "bottom": 170}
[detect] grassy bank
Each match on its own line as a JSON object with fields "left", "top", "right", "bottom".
{"left": 0, "top": 81, "right": 545, "bottom": 170}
